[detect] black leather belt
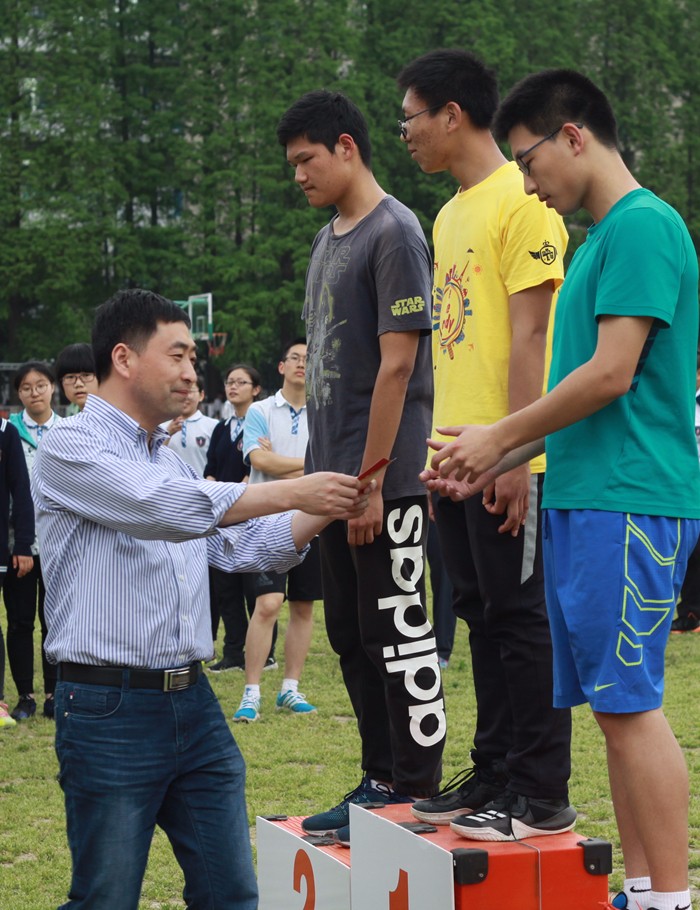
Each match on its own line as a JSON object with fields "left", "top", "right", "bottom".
{"left": 58, "top": 661, "right": 202, "bottom": 692}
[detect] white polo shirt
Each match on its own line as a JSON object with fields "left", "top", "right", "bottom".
{"left": 160, "top": 410, "right": 219, "bottom": 478}
{"left": 243, "top": 390, "right": 308, "bottom": 485}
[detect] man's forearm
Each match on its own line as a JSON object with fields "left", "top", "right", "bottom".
{"left": 218, "top": 481, "right": 296, "bottom": 525}
{"left": 291, "top": 512, "right": 331, "bottom": 549}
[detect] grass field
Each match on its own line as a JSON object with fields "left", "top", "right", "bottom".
{"left": 1, "top": 611, "right": 698, "bottom": 909}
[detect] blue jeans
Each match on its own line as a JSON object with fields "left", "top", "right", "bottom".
{"left": 54, "top": 672, "right": 258, "bottom": 910}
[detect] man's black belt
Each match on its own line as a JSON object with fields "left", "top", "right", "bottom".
{"left": 58, "top": 661, "right": 202, "bottom": 692}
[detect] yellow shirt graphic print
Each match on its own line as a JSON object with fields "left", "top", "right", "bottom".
{"left": 431, "top": 163, "right": 567, "bottom": 474}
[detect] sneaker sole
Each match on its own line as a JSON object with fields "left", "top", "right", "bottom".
{"left": 275, "top": 706, "right": 317, "bottom": 715}
{"left": 301, "top": 823, "right": 341, "bottom": 834}
{"left": 411, "top": 806, "right": 477, "bottom": 824}
{"left": 450, "top": 814, "right": 577, "bottom": 842}
{"left": 232, "top": 714, "right": 259, "bottom": 723}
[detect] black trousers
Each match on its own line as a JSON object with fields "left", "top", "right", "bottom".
{"left": 434, "top": 476, "right": 571, "bottom": 799}
{"left": 3, "top": 555, "right": 54, "bottom": 696}
{"left": 427, "top": 513, "right": 456, "bottom": 661}
{"left": 319, "top": 496, "right": 445, "bottom": 797}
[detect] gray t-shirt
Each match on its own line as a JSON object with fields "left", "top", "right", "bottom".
{"left": 302, "top": 195, "right": 433, "bottom": 500}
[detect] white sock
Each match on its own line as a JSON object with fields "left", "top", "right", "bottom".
{"left": 281, "top": 678, "right": 299, "bottom": 693}
{"left": 244, "top": 685, "right": 260, "bottom": 698}
{"left": 623, "top": 877, "right": 652, "bottom": 908}
{"left": 648, "top": 890, "right": 691, "bottom": 910}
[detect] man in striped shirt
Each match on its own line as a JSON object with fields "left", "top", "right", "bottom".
{"left": 33, "top": 289, "right": 369, "bottom": 910}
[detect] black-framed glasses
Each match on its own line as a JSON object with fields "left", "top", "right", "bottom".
{"left": 398, "top": 105, "right": 443, "bottom": 139}
{"left": 516, "top": 123, "right": 583, "bottom": 176}
{"left": 62, "top": 372, "right": 96, "bottom": 386}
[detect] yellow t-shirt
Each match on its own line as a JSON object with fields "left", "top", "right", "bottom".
{"left": 431, "top": 161, "right": 567, "bottom": 473}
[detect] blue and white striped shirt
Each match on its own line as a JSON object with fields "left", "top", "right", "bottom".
{"left": 33, "top": 395, "right": 305, "bottom": 668}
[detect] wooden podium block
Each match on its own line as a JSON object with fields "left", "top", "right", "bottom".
{"left": 256, "top": 815, "right": 351, "bottom": 910}
{"left": 349, "top": 803, "right": 611, "bottom": 910}
{"left": 255, "top": 805, "right": 611, "bottom": 910}
{"left": 350, "top": 803, "right": 456, "bottom": 909}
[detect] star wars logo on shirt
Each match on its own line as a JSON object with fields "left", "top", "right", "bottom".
{"left": 390, "top": 296, "right": 427, "bottom": 317}
{"left": 380, "top": 504, "right": 447, "bottom": 749}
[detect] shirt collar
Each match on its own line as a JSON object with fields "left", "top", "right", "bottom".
{"left": 22, "top": 410, "right": 59, "bottom": 429}
{"left": 83, "top": 395, "right": 169, "bottom": 449}
{"left": 273, "top": 389, "right": 306, "bottom": 412}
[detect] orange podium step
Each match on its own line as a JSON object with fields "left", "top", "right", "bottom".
{"left": 256, "top": 803, "right": 612, "bottom": 909}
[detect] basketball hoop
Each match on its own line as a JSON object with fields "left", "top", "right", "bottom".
{"left": 208, "top": 332, "right": 228, "bottom": 358}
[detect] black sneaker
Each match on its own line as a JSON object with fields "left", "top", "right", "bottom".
{"left": 450, "top": 791, "right": 577, "bottom": 841}
{"left": 302, "top": 777, "right": 413, "bottom": 834}
{"left": 671, "top": 612, "right": 700, "bottom": 633}
{"left": 263, "top": 656, "right": 278, "bottom": 671}
{"left": 208, "top": 657, "right": 245, "bottom": 673}
{"left": 411, "top": 766, "right": 507, "bottom": 825}
{"left": 10, "top": 694, "right": 37, "bottom": 721}
{"left": 43, "top": 696, "right": 55, "bottom": 719}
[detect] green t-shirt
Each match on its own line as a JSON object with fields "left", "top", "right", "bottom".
{"left": 544, "top": 188, "right": 700, "bottom": 518}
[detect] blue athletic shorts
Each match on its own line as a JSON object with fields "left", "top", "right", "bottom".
{"left": 542, "top": 509, "right": 700, "bottom": 712}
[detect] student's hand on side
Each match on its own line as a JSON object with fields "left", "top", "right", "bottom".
{"left": 482, "top": 464, "right": 530, "bottom": 537}
{"left": 347, "top": 488, "right": 383, "bottom": 546}
{"left": 13, "top": 554, "right": 34, "bottom": 578}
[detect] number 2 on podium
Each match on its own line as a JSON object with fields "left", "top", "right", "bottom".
{"left": 389, "top": 868, "right": 409, "bottom": 909}
{"left": 293, "top": 849, "right": 316, "bottom": 910}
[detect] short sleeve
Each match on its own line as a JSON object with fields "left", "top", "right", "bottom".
{"left": 501, "top": 195, "right": 567, "bottom": 296}
{"left": 593, "top": 207, "right": 686, "bottom": 326}
{"left": 242, "top": 404, "right": 269, "bottom": 460}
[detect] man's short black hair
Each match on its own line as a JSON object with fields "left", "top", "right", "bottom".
{"left": 92, "top": 289, "right": 190, "bottom": 382}
{"left": 397, "top": 49, "right": 499, "bottom": 130}
{"left": 493, "top": 69, "right": 619, "bottom": 149}
{"left": 55, "top": 343, "right": 96, "bottom": 382}
{"left": 14, "top": 361, "right": 55, "bottom": 391}
{"left": 281, "top": 337, "right": 306, "bottom": 361}
{"left": 276, "top": 90, "right": 372, "bottom": 167}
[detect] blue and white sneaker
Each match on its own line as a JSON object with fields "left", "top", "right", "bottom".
{"left": 276, "top": 689, "right": 316, "bottom": 715}
{"left": 302, "top": 777, "right": 414, "bottom": 834}
{"left": 233, "top": 691, "right": 260, "bottom": 723}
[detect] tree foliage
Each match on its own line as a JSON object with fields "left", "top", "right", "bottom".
{"left": 0, "top": 0, "right": 697, "bottom": 374}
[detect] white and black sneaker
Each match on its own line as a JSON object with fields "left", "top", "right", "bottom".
{"left": 411, "top": 765, "right": 507, "bottom": 825}
{"left": 450, "top": 791, "right": 577, "bottom": 841}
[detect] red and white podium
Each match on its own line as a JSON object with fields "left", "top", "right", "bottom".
{"left": 256, "top": 803, "right": 612, "bottom": 909}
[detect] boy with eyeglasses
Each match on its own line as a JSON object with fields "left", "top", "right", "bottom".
{"left": 233, "top": 339, "right": 322, "bottom": 721}
{"left": 396, "top": 48, "right": 574, "bottom": 841}
{"left": 425, "top": 69, "right": 700, "bottom": 910}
